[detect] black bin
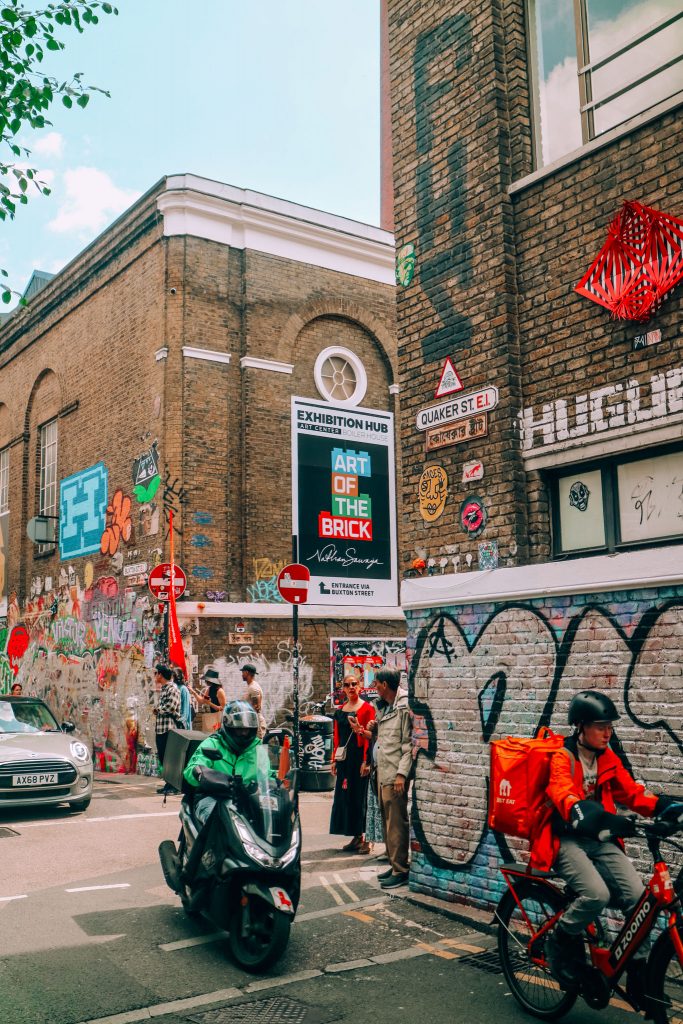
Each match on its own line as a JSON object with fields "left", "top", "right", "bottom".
{"left": 162, "top": 729, "right": 206, "bottom": 794}
{"left": 299, "top": 715, "right": 334, "bottom": 792}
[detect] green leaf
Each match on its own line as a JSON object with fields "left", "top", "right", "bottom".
{"left": 62, "top": 94, "right": 72, "bottom": 108}
{"left": 76, "top": 93, "right": 88, "bottom": 108}
{"left": 45, "top": 37, "right": 60, "bottom": 50}
{"left": 2, "top": 290, "right": 11, "bottom": 304}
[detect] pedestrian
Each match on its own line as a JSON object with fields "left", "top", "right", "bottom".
{"left": 153, "top": 663, "right": 181, "bottom": 794}
{"left": 359, "top": 697, "right": 389, "bottom": 857}
{"left": 374, "top": 668, "right": 413, "bottom": 888}
{"left": 241, "top": 663, "right": 266, "bottom": 739}
{"left": 10, "top": 682, "right": 22, "bottom": 696}
{"left": 330, "top": 674, "right": 375, "bottom": 854}
{"left": 172, "top": 667, "right": 197, "bottom": 731}
{"left": 196, "top": 667, "right": 226, "bottom": 713}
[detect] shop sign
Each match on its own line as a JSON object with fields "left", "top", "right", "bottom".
{"left": 462, "top": 459, "right": 484, "bottom": 482}
{"left": 425, "top": 414, "right": 488, "bottom": 452}
{"left": 417, "top": 386, "right": 498, "bottom": 431}
{"left": 229, "top": 632, "right": 254, "bottom": 645}
{"left": 291, "top": 397, "right": 398, "bottom": 607}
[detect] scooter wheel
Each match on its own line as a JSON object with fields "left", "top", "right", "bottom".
{"left": 229, "top": 901, "right": 291, "bottom": 972}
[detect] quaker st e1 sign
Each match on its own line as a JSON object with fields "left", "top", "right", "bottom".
{"left": 291, "top": 397, "right": 398, "bottom": 607}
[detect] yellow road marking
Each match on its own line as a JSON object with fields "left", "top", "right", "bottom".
{"left": 441, "top": 939, "right": 486, "bottom": 953}
{"left": 415, "top": 941, "right": 459, "bottom": 960}
{"left": 344, "top": 910, "right": 376, "bottom": 923}
{"left": 318, "top": 874, "right": 345, "bottom": 906}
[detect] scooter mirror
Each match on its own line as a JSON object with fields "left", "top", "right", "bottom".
{"left": 204, "top": 748, "right": 222, "bottom": 762}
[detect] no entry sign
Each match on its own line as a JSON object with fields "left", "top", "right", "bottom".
{"left": 148, "top": 563, "right": 187, "bottom": 601}
{"left": 277, "top": 563, "right": 310, "bottom": 604}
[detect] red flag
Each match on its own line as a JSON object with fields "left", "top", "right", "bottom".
{"left": 168, "top": 510, "right": 187, "bottom": 676}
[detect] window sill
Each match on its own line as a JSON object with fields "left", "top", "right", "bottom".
{"left": 508, "top": 94, "right": 683, "bottom": 197}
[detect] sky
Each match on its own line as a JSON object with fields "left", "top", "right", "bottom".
{"left": 2, "top": 0, "right": 380, "bottom": 306}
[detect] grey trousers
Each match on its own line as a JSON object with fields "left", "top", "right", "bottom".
{"left": 379, "top": 783, "right": 409, "bottom": 875}
{"left": 555, "top": 837, "right": 645, "bottom": 937}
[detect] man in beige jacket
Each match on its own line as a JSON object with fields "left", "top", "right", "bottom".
{"left": 374, "top": 669, "right": 413, "bottom": 888}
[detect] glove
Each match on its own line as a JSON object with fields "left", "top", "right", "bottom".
{"left": 598, "top": 812, "right": 637, "bottom": 840}
{"left": 570, "top": 801, "right": 636, "bottom": 840}
{"left": 656, "top": 796, "right": 683, "bottom": 825}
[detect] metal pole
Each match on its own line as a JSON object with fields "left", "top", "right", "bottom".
{"left": 292, "top": 534, "right": 301, "bottom": 768}
{"left": 163, "top": 602, "right": 170, "bottom": 661}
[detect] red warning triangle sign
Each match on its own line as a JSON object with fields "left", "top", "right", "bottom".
{"left": 435, "top": 357, "right": 464, "bottom": 398}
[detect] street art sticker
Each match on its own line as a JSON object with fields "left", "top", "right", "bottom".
{"left": 477, "top": 540, "right": 498, "bottom": 570}
{"left": 459, "top": 495, "right": 487, "bottom": 536}
{"left": 330, "top": 636, "right": 407, "bottom": 705}
{"left": 407, "top": 594, "right": 683, "bottom": 909}
{"left": 59, "top": 462, "right": 109, "bottom": 560}
{"left": 418, "top": 465, "right": 448, "bottom": 523}
{"left": 132, "top": 440, "right": 160, "bottom": 503}
{"left": 396, "top": 242, "right": 416, "bottom": 287}
{"left": 100, "top": 489, "right": 133, "bottom": 556}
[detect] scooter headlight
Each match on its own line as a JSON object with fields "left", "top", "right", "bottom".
{"left": 278, "top": 829, "right": 300, "bottom": 868}
{"left": 244, "top": 841, "right": 276, "bottom": 867}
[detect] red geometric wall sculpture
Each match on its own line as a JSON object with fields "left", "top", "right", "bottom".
{"left": 574, "top": 200, "right": 683, "bottom": 322}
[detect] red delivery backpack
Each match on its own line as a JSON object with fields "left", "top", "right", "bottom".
{"left": 488, "top": 728, "right": 570, "bottom": 840}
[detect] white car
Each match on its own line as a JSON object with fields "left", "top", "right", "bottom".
{"left": 0, "top": 697, "right": 93, "bottom": 813}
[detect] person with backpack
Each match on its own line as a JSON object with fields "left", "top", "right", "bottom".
{"left": 534, "top": 690, "right": 683, "bottom": 998}
{"left": 172, "top": 667, "right": 197, "bottom": 731}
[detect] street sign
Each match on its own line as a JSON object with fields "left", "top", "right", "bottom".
{"left": 148, "top": 563, "right": 187, "bottom": 601}
{"left": 277, "top": 563, "right": 310, "bottom": 604}
{"left": 416, "top": 385, "right": 499, "bottom": 431}
{"left": 435, "top": 356, "right": 464, "bottom": 398}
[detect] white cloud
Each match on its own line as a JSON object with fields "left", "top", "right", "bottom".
{"left": 33, "top": 132, "right": 65, "bottom": 159}
{"left": 47, "top": 167, "right": 140, "bottom": 235}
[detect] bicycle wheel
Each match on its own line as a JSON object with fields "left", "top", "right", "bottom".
{"left": 497, "top": 881, "right": 578, "bottom": 1020}
{"left": 648, "top": 925, "right": 683, "bottom": 1024}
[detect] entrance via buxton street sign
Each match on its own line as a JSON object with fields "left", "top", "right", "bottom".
{"left": 148, "top": 563, "right": 187, "bottom": 601}
{"left": 277, "top": 563, "right": 310, "bottom": 604}
{"left": 416, "top": 385, "right": 499, "bottom": 431}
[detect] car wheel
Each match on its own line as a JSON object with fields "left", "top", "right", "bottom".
{"left": 68, "top": 797, "right": 91, "bottom": 813}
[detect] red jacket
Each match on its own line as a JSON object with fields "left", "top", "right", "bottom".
{"left": 529, "top": 738, "right": 658, "bottom": 871}
{"left": 333, "top": 700, "right": 375, "bottom": 762}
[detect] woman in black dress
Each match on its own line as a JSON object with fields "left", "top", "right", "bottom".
{"left": 330, "top": 675, "right": 375, "bottom": 853}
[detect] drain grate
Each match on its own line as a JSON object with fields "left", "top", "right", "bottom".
{"left": 457, "top": 949, "right": 503, "bottom": 975}
{"left": 188, "top": 996, "right": 335, "bottom": 1024}
{"left": 0, "top": 827, "right": 19, "bottom": 838}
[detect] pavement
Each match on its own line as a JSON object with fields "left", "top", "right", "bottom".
{"left": 0, "top": 772, "right": 635, "bottom": 1024}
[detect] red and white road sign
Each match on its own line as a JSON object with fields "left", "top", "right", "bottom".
{"left": 148, "top": 563, "right": 187, "bottom": 601}
{"left": 277, "top": 563, "right": 310, "bottom": 604}
{"left": 435, "top": 356, "right": 464, "bottom": 398}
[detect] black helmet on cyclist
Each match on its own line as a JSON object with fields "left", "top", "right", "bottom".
{"left": 568, "top": 690, "right": 620, "bottom": 727}
{"left": 220, "top": 700, "right": 259, "bottom": 753}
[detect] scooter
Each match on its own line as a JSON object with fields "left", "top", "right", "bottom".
{"left": 159, "top": 749, "right": 301, "bottom": 972}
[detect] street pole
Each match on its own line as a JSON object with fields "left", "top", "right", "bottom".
{"left": 292, "top": 534, "right": 301, "bottom": 769}
{"left": 163, "top": 602, "right": 169, "bottom": 662}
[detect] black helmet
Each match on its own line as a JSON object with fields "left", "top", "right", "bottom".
{"left": 220, "top": 700, "right": 259, "bottom": 752}
{"left": 568, "top": 690, "right": 620, "bottom": 727}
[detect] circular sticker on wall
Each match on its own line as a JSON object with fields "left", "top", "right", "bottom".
{"left": 418, "top": 465, "right": 448, "bottom": 522}
{"left": 460, "top": 495, "right": 487, "bottom": 536}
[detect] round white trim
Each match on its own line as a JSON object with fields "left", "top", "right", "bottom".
{"left": 313, "top": 346, "right": 368, "bottom": 407}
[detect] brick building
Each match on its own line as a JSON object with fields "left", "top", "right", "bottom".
{"left": 385, "top": 2, "right": 683, "bottom": 908}
{"left": 0, "top": 174, "right": 404, "bottom": 771}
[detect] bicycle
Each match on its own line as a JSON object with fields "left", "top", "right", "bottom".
{"left": 495, "top": 817, "right": 683, "bottom": 1021}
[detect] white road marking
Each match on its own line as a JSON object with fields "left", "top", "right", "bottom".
{"left": 0, "top": 894, "right": 27, "bottom": 902}
{"left": 318, "top": 873, "right": 345, "bottom": 906}
{"left": 160, "top": 930, "right": 228, "bottom": 952}
{"left": 66, "top": 884, "right": 131, "bottom": 893}
{"left": 325, "top": 957, "right": 375, "bottom": 972}
{"left": 12, "top": 811, "right": 178, "bottom": 828}
{"left": 333, "top": 871, "right": 360, "bottom": 902}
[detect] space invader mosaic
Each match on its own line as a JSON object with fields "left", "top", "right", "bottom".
{"left": 59, "top": 462, "right": 109, "bottom": 559}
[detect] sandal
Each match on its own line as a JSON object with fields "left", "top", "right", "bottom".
{"left": 342, "top": 837, "right": 362, "bottom": 852}
{"left": 357, "top": 841, "right": 372, "bottom": 855}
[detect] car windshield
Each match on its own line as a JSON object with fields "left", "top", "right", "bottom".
{"left": 0, "top": 699, "right": 60, "bottom": 734}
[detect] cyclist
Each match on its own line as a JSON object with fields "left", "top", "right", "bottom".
{"left": 532, "top": 690, "right": 682, "bottom": 1001}
{"left": 184, "top": 700, "right": 271, "bottom": 825}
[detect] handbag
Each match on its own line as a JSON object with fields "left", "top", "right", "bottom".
{"left": 334, "top": 734, "right": 352, "bottom": 763}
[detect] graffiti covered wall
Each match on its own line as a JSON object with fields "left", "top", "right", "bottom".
{"left": 406, "top": 584, "right": 683, "bottom": 911}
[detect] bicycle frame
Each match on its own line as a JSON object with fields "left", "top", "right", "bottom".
{"left": 501, "top": 831, "right": 683, "bottom": 985}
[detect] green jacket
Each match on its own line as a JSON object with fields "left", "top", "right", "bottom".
{"left": 183, "top": 733, "right": 272, "bottom": 789}
{"left": 375, "top": 687, "right": 413, "bottom": 787}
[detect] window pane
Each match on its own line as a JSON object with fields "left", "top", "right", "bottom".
{"left": 529, "top": 0, "right": 583, "bottom": 165}
{"left": 558, "top": 470, "right": 606, "bottom": 551}
{"left": 618, "top": 450, "right": 683, "bottom": 542}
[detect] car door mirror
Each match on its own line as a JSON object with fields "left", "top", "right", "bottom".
{"left": 61, "top": 721, "right": 76, "bottom": 733}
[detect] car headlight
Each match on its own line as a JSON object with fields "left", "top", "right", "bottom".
{"left": 70, "top": 741, "right": 90, "bottom": 763}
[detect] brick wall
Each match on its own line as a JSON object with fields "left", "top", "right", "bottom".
{"left": 406, "top": 586, "right": 683, "bottom": 910}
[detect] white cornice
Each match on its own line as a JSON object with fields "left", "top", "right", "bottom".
{"left": 389, "top": 384, "right": 400, "bottom": 395}
{"left": 155, "top": 347, "right": 168, "bottom": 362}
{"left": 177, "top": 602, "right": 404, "bottom": 621}
{"left": 158, "top": 176, "right": 395, "bottom": 285}
{"left": 240, "top": 356, "right": 294, "bottom": 374}
{"left": 182, "top": 346, "right": 231, "bottom": 365}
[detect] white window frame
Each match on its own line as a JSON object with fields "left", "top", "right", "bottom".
{"left": 0, "top": 447, "right": 8, "bottom": 515}
{"left": 313, "top": 346, "right": 368, "bottom": 408}
{"left": 38, "top": 419, "right": 58, "bottom": 552}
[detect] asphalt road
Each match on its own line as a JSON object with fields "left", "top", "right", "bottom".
{"left": 0, "top": 776, "right": 635, "bottom": 1024}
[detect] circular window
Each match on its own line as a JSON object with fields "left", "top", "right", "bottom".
{"left": 314, "top": 347, "right": 367, "bottom": 407}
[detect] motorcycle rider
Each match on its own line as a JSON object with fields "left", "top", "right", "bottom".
{"left": 184, "top": 700, "right": 272, "bottom": 825}
{"left": 535, "top": 690, "right": 682, "bottom": 1002}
